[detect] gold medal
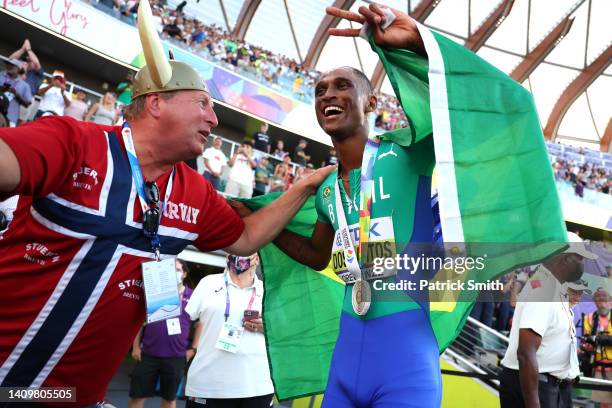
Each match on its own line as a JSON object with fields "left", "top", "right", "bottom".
{"left": 351, "top": 279, "right": 371, "bottom": 315}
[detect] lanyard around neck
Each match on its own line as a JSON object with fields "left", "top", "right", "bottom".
{"left": 223, "top": 272, "right": 257, "bottom": 322}
{"left": 121, "top": 123, "right": 174, "bottom": 256}
{"left": 333, "top": 136, "right": 381, "bottom": 282}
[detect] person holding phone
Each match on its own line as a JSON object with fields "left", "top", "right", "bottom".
{"left": 35, "top": 70, "right": 71, "bottom": 118}
{"left": 184, "top": 253, "right": 273, "bottom": 408}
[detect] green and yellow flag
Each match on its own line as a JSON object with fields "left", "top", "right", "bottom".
{"left": 244, "top": 25, "right": 567, "bottom": 401}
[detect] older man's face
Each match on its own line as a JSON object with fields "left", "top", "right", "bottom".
{"left": 159, "top": 90, "right": 218, "bottom": 159}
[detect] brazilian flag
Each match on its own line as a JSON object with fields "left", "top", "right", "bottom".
{"left": 244, "top": 24, "right": 567, "bottom": 401}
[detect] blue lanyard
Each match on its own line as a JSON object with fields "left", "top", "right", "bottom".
{"left": 223, "top": 273, "right": 257, "bottom": 322}
{"left": 121, "top": 122, "right": 174, "bottom": 258}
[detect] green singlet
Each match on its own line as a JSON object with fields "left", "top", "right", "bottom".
{"left": 315, "top": 136, "right": 435, "bottom": 320}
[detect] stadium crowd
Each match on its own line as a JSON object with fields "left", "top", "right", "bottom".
{"left": 88, "top": 0, "right": 408, "bottom": 127}
{"left": 553, "top": 157, "right": 611, "bottom": 196}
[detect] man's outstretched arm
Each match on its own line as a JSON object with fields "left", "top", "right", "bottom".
{"left": 224, "top": 166, "right": 335, "bottom": 256}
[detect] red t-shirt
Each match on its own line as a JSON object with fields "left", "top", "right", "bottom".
{"left": 0, "top": 117, "right": 244, "bottom": 406}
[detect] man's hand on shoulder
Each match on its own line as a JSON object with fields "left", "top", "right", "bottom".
{"left": 292, "top": 165, "right": 336, "bottom": 195}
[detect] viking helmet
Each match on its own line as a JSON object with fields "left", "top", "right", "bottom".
{"left": 132, "top": 1, "right": 208, "bottom": 100}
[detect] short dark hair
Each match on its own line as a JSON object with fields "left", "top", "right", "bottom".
{"left": 319, "top": 66, "right": 374, "bottom": 98}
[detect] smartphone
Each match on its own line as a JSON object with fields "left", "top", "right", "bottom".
{"left": 243, "top": 310, "right": 260, "bottom": 322}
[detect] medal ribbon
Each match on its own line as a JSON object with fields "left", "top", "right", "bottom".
{"left": 334, "top": 135, "right": 381, "bottom": 282}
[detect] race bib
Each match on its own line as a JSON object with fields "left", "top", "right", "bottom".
{"left": 330, "top": 216, "right": 397, "bottom": 283}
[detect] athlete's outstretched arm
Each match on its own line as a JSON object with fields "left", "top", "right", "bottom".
{"left": 0, "top": 139, "right": 20, "bottom": 194}
{"left": 273, "top": 221, "right": 335, "bottom": 271}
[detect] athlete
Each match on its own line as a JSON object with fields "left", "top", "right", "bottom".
{"left": 0, "top": 3, "right": 332, "bottom": 407}
{"left": 269, "top": 5, "right": 442, "bottom": 408}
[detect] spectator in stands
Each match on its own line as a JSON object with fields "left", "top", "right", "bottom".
{"left": 163, "top": 16, "right": 184, "bottom": 41}
{"left": 324, "top": 147, "right": 338, "bottom": 166}
{"left": 184, "top": 254, "right": 274, "bottom": 407}
{"left": 252, "top": 122, "right": 271, "bottom": 154}
{"left": 226, "top": 141, "right": 256, "bottom": 198}
{"left": 129, "top": 259, "right": 201, "bottom": 408}
{"left": 580, "top": 288, "right": 612, "bottom": 406}
{"left": 293, "top": 139, "right": 310, "bottom": 166}
{"left": 273, "top": 140, "right": 287, "bottom": 160}
{"left": 0, "top": 59, "right": 32, "bottom": 127}
{"left": 269, "top": 163, "right": 287, "bottom": 193}
{"left": 85, "top": 92, "right": 119, "bottom": 125}
{"left": 202, "top": 135, "right": 227, "bottom": 191}
{"left": 63, "top": 89, "right": 89, "bottom": 121}
{"left": 35, "top": 70, "right": 71, "bottom": 118}
{"left": 254, "top": 157, "right": 270, "bottom": 197}
{"left": 9, "top": 39, "right": 43, "bottom": 97}
{"left": 117, "top": 71, "right": 135, "bottom": 106}
{"left": 499, "top": 233, "right": 597, "bottom": 408}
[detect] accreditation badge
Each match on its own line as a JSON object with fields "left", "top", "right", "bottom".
{"left": 215, "top": 322, "right": 244, "bottom": 353}
{"left": 141, "top": 257, "right": 181, "bottom": 324}
{"left": 166, "top": 317, "right": 181, "bottom": 336}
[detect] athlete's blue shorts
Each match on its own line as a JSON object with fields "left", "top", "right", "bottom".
{"left": 322, "top": 309, "right": 442, "bottom": 408}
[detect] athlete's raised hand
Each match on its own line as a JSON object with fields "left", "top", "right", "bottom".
{"left": 326, "top": 2, "right": 425, "bottom": 55}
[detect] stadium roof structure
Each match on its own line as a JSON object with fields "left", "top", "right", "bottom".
{"left": 168, "top": 0, "right": 611, "bottom": 150}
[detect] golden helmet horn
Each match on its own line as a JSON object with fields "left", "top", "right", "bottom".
{"left": 132, "top": 1, "right": 209, "bottom": 100}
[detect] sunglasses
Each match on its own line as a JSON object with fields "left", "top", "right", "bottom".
{"left": 142, "top": 182, "right": 160, "bottom": 238}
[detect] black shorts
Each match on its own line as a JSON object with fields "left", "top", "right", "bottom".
{"left": 186, "top": 394, "right": 274, "bottom": 408}
{"left": 129, "top": 352, "right": 186, "bottom": 401}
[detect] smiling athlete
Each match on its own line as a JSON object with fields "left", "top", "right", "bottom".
{"left": 270, "top": 7, "right": 442, "bottom": 408}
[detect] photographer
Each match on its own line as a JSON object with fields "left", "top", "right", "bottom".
{"left": 225, "top": 141, "right": 256, "bottom": 198}
{"left": 580, "top": 287, "right": 612, "bottom": 406}
{"left": 0, "top": 59, "right": 32, "bottom": 127}
{"left": 35, "top": 70, "right": 71, "bottom": 118}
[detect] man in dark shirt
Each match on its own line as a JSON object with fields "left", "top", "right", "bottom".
{"left": 324, "top": 147, "right": 338, "bottom": 166}
{"left": 252, "top": 122, "right": 271, "bottom": 154}
{"left": 293, "top": 139, "right": 310, "bottom": 166}
{"left": 129, "top": 259, "right": 201, "bottom": 408}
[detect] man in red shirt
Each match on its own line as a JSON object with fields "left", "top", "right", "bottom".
{"left": 0, "top": 3, "right": 332, "bottom": 407}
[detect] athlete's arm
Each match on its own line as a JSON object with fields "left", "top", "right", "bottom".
{"left": 273, "top": 221, "right": 334, "bottom": 270}
{"left": 224, "top": 166, "right": 336, "bottom": 256}
{"left": 517, "top": 328, "right": 542, "bottom": 408}
{"left": 326, "top": 2, "right": 426, "bottom": 56}
{"left": 0, "top": 139, "right": 20, "bottom": 194}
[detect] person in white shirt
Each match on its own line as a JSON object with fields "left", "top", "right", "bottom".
{"left": 202, "top": 136, "right": 227, "bottom": 191}
{"left": 184, "top": 254, "right": 274, "bottom": 408}
{"left": 499, "top": 232, "right": 598, "bottom": 408}
{"left": 225, "top": 141, "right": 256, "bottom": 198}
{"left": 35, "top": 70, "right": 71, "bottom": 117}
